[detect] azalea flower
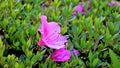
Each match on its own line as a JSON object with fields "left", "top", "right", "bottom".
{"left": 109, "top": 1, "right": 115, "bottom": 6}
{"left": 38, "top": 15, "right": 67, "bottom": 49}
{"left": 72, "top": 1, "right": 90, "bottom": 15}
{"left": 72, "top": 2, "right": 85, "bottom": 15}
{"left": 52, "top": 48, "right": 71, "bottom": 62}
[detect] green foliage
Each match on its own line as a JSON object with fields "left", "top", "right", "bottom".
{"left": 0, "top": 0, "right": 120, "bottom": 68}
{"left": 109, "top": 49, "right": 120, "bottom": 68}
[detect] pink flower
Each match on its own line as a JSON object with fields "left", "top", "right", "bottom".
{"left": 38, "top": 16, "right": 67, "bottom": 49}
{"left": 109, "top": 1, "right": 120, "bottom": 6}
{"left": 109, "top": 1, "right": 115, "bottom": 6}
{"left": 72, "top": 3, "right": 85, "bottom": 15}
{"left": 52, "top": 48, "right": 71, "bottom": 62}
{"left": 72, "top": 1, "right": 90, "bottom": 15}
{"left": 73, "top": 49, "right": 79, "bottom": 56}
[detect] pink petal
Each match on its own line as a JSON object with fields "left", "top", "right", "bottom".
{"left": 75, "top": 4, "right": 84, "bottom": 12}
{"left": 43, "top": 33, "right": 67, "bottom": 49}
{"left": 52, "top": 48, "right": 71, "bottom": 62}
{"left": 38, "top": 15, "right": 48, "bottom": 37}
{"left": 47, "top": 22, "right": 61, "bottom": 35}
{"left": 38, "top": 39, "right": 46, "bottom": 46}
{"left": 38, "top": 16, "right": 60, "bottom": 37}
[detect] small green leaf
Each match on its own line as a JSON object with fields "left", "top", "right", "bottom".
{"left": 109, "top": 49, "right": 120, "bottom": 68}
{"left": 88, "top": 51, "right": 93, "bottom": 62}
{"left": 31, "top": 49, "right": 46, "bottom": 65}
{"left": 108, "top": 21, "right": 115, "bottom": 34}
{"left": 15, "top": 62, "right": 19, "bottom": 68}
{"left": 92, "top": 58, "right": 99, "bottom": 68}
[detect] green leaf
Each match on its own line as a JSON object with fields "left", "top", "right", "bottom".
{"left": 61, "top": 24, "right": 67, "bottom": 34}
{"left": 88, "top": 51, "right": 93, "bottom": 62}
{"left": 7, "top": 54, "right": 15, "bottom": 62}
{"left": 80, "top": 35, "right": 86, "bottom": 48}
{"left": 26, "top": 39, "right": 31, "bottom": 48}
{"left": 109, "top": 49, "right": 120, "bottom": 68}
{"left": 26, "top": 50, "right": 33, "bottom": 59}
{"left": 15, "top": 62, "right": 19, "bottom": 68}
{"left": 105, "top": 28, "right": 112, "bottom": 44}
{"left": 31, "top": 49, "right": 46, "bottom": 65}
{"left": 92, "top": 58, "right": 100, "bottom": 68}
{"left": 0, "top": 39, "right": 5, "bottom": 57}
{"left": 108, "top": 21, "right": 115, "bottom": 34}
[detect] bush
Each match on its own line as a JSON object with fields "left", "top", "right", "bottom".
{"left": 0, "top": 0, "right": 120, "bottom": 68}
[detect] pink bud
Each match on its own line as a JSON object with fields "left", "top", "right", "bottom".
{"left": 52, "top": 48, "right": 71, "bottom": 62}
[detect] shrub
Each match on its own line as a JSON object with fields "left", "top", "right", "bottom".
{"left": 0, "top": 0, "right": 120, "bottom": 68}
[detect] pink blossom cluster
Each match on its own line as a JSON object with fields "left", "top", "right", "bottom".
{"left": 38, "top": 15, "right": 78, "bottom": 62}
